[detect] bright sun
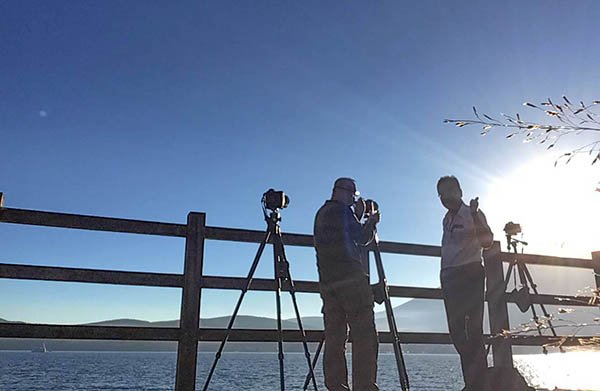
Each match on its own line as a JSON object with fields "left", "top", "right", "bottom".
{"left": 483, "top": 155, "right": 600, "bottom": 259}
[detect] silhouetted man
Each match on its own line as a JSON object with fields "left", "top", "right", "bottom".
{"left": 314, "top": 177, "right": 380, "bottom": 391}
{"left": 438, "top": 176, "right": 493, "bottom": 391}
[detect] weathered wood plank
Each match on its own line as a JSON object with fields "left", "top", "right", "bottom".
{"left": 0, "top": 208, "right": 187, "bottom": 237}
{"left": 497, "top": 252, "right": 593, "bottom": 269}
{"left": 0, "top": 263, "right": 183, "bottom": 287}
{"left": 176, "top": 213, "right": 206, "bottom": 391}
{"left": 484, "top": 242, "right": 513, "bottom": 367}
{"left": 200, "top": 275, "right": 443, "bottom": 299}
{"left": 197, "top": 328, "right": 454, "bottom": 344}
{"left": 0, "top": 323, "right": 179, "bottom": 340}
{"left": 204, "top": 226, "right": 441, "bottom": 257}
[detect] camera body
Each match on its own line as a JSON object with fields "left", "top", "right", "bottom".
{"left": 354, "top": 197, "right": 380, "bottom": 221}
{"left": 262, "top": 189, "right": 290, "bottom": 211}
{"left": 504, "top": 221, "right": 522, "bottom": 236}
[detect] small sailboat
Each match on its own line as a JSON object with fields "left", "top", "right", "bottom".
{"left": 31, "top": 342, "right": 49, "bottom": 353}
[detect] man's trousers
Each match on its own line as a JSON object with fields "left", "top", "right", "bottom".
{"left": 441, "top": 262, "right": 487, "bottom": 391}
{"left": 320, "top": 277, "right": 379, "bottom": 391}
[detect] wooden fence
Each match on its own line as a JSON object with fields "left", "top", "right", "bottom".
{"left": 1, "top": 192, "right": 599, "bottom": 390}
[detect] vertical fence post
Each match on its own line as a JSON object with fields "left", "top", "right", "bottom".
{"left": 484, "top": 241, "right": 513, "bottom": 368}
{"left": 175, "top": 212, "right": 206, "bottom": 391}
{"left": 593, "top": 251, "right": 600, "bottom": 294}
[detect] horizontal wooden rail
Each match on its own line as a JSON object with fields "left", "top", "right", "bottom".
{"left": 0, "top": 263, "right": 183, "bottom": 287}
{"left": 7, "top": 208, "right": 592, "bottom": 265}
{"left": 0, "top": 323, "right": 179, "bottom": 340}
{"left": 198, "top": 328, "right": 453, "bottom": 344}
{"left": 0, "top": 262, "right": 594, "bottom": 307}
{"left": 205, "top": 227, "right": 312, "bottom": 247}
{"left": 512, "top": 293, "right": 598, "bottom": 307}
{"left": 2, "top": 323, "right": 593, "bottom": 348}
{"left": 507, "top": 335, "right": 590, "bottom": 347}
{"left": 205, "top": 226, "right": 441, "bottom": 257}
{"left": 201, "top": 275, "right": 443, "bottom": 299}
{"left": 1, "top": 263, "right": 595, "bottom": 306}
{"left": 201, "top": 276, "right": 596, "bottom": 306}
{"left": 0, "top": 208, "right": 186, "bottom": 237}
{"left": 497, "top": 252, "right": 594, "bottom": 269}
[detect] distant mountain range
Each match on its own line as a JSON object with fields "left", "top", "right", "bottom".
{"left": 3, "top": 293, "right": 597, "bottom": 353}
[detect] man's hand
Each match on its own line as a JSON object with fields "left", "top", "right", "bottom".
{"left": 469, "top": 197, "right": 479, "bottom": 214}
{"left": 353, "top": 198, "right": 366, "bottom": 220}
{"left": 371, "top": 282, "right": 386, "bottom": 304}
{"left": 366, "top": 211, "right": 380, "bottom": 226}
{"left": 470, "top": 196, "right": 494, "bottom": 248}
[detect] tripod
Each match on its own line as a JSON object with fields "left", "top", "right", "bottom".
{"left": 503, "top": 234, "right": 558, "bottom": 353}
{"left": 202, "top": 207, "right": 319, "bottom": 391}
{"left": 303, "top": 229, "right": 410, "bottom": 391}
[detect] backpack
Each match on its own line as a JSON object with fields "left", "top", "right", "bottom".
{"left": 485, "top": 366, "right": 535, "bottom": 391}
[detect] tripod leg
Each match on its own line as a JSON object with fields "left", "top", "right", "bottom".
{"left": 277, "top": 246, "right": 319, "bottom": 391}
{"left": 373, "top": 242, "right": 410, "bottom": 391}
{"left": 503, "top": 261, "right": 515, "bottom": 292}
{"left": 521, "top": 264, "right": 559, "bottom": 338}
{"left": 202, "top": 230, "right": 271, "bottom": 391}
{"left": 303, "top": 339, "right": 324, "bottom": 391}
{"left": 274, "top": 246, "right": 286, "bottom": 391}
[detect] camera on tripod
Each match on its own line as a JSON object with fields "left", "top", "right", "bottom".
{"left": 262, "top": 189, "right": 290, "bottom": 211}
{"left": 503, "top": 221, "right": 522, "bottom": 236}
{"left": 354, "top": 197, "right": 380, "bottom": 221}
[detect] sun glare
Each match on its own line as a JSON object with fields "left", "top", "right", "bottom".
{"left": 484, "top": 155, "right": 599, "bottom": 259}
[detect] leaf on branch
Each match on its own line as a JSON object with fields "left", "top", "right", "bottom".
{"left": 456, "top": 122, "right": 467, "bottom": 127}
{"left": 558, "top": 308, "right": 575, "bottom": 314}
{"left": 480, "top": 125, "right": 494, "bottom": 136}
{"left": 593, "top": 153, "right": 600, "bottom": 165}
{"left": 524, "top": 102, "right": 537, "bottom": 108}
{"left": 563, "top": 95, "right": 571, "bottom": 104}
{"left": 547, "top": 143, "right": 555, "bottom": 150}
{"left": 483, "top": 114, "right": 496, "bottom": 122}
{"left": 546, "top": 110, "right": 560, "bottom": 117}
{"left": 574, "top": 108, "right": 585, "bottom": 114}
{"left": 593, "top": 100, "right": 600, "bottom": 104}
{"left": 506, "top": 133, "right": 517, "bottom": 139}
{"left": 516, "top": 113, "right": 521, "bottom": 121}
{"left": 580, "top": 101, "right": 585, "bottom": 108}
{"left": 472, "top": 106, "right": 481, "bottom": 119}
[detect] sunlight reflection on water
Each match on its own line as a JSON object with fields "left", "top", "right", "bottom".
{"left": 515, "top": 351, "right": 600, "bottom": 390}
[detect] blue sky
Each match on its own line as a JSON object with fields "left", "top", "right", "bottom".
{"left": 1, "top": 1, "right": 599, "bottom": 324}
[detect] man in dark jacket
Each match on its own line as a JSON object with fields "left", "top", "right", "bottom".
{"left": 314, "top": 177, "right": 380, "bottom": 391}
